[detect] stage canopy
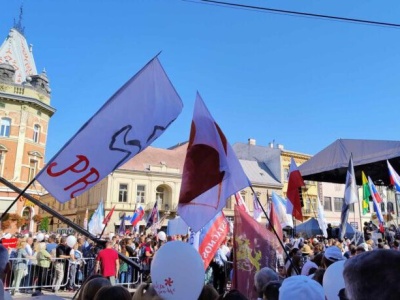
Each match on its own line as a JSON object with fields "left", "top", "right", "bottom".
{"left": 298, "top": 139, "right": 400, "bottom": 185}
{"left": 295, "top": 217, "right": 356, "bottom": 239}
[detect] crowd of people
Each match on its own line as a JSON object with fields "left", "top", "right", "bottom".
{"left": 0, "top": 224, "right": 399, "bottom": 299}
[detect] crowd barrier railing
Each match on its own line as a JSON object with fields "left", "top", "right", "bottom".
{"left": 4, "top": 256, "right": 143, "bottom": 293}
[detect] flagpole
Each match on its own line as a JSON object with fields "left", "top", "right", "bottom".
{"left": 250, "top": 186, "right": 299, "bottom": 275}
{"left": 0, "top": 178, "right": 36, "bottom": 221}
{"left": 99, "top": 221, "right": 108, "bottom": 240}
{"left": 0, "top": 176, "right": 140, "bottom": 270}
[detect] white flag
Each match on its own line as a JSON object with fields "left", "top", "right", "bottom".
{"left": 317, "top": 197, "right": 328, "bottom": 238}
{"left": 88, "top": 200, "right": 105, "bottom": 235}
{"left": 36, "top": 57, "right": 183, "bottom": 203}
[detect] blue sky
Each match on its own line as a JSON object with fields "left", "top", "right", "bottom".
{"left": 2, "top": 0, "right": 400, "bottom": 161}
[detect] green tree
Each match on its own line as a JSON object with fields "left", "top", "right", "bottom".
{"left": 39, "top": 216, "right": 49, "bottom": 232}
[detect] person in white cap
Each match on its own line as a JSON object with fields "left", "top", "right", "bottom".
{"left": 279, "top": 275, "right": 325, "bottom": 300}
{"left": 322, "top": 246, "right": 345, "bottom": 269}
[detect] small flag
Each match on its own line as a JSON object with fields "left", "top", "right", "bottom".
{"left": 316, "top": 197, "right": 328, "bottom": 238}
{"left": 130, "top": 205, "right": 144, "bottom": 226}
{"left": 387, "top": 160, "right": 400, "bottom": 192}
{"left": 339, "top": 156, "right": 358, "bottom": 240}
{"left": 146, "top": 201, "right": 159, "bottom": 229}
{"left": 271, "top": 192, "right": 294, "bottom": 228}
{"left": 368, "top": 176, "right": 384, "bottom": 225}
{"left": 268, "top": 196, "right": 283, "bottom": 241}
{"left": 368, "top": 176, "right": 383, "bottom": 203}
{"left": 361, "top": 171, "right": 371, "bottom": 215}
{"left": 118, "top": 213, "right": 126, "bottom": 236}
{"left": 234, "top": 192, "right": 250, "bottom": 214}
{"left": 344, "top": 155, "right": 358, "bottom": 205}
{"left": 88, "top": 200, "right": 105, "bottom": 235}
{"left": 252, "top": 193, "right": 263, "bottom": 222}
{"left": 83, "top": 208, "right": 88, "bottom": 230}
{"left": 103, "top": 205, "right": 116, "bottom": 225}
{"left": 286, "top": 157, "right": 305, "bottom": 222}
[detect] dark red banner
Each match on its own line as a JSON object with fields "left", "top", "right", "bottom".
{"left": 233, "top": 206, "right": 280, "bottom": 300}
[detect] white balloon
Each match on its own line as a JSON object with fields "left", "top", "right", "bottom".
{"left": 157, "top": 231, "right": 167, "bottom": 241}
{"left": 323, "top": 260, "right": 346, "bottom": 300}
{"left": 36, "top": 233, "right": 45, "bottom": 242}
{"left": 66, "top": 235, "right": 77, "bottom": 248}
{"left": 151, "top": 241, "right": 204, "bottom": 300}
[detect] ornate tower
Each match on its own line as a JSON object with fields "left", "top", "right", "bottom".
{"left": 0, "top": 14, "right": 56, "bottom": 232}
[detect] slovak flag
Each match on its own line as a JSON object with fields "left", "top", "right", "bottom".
{"left": 387, "top": 160, "right": 400, "bottom": 192}
{"left": 286, "top": 157, "right": 305, "bottom": 222}
{"left": 368, "top": 176, "right": 383, "bottom": 203}
{"left": 368, "top": 176, "right": 384, "bottom": 224}
{"left": 130, "top": 205, "right": 144, "bottom": 226}
{"left": 178, "top": 93, "right": 250, "bottom": 232}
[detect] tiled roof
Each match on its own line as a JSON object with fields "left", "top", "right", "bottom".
{"left": 240, "top": 159, "right": 282, "bottom": 187}
{"left": 0, "top": 29, "right": 37, "bottom": 84}
{"left": 118, "top": 143, "right": 188, "bottom": 172}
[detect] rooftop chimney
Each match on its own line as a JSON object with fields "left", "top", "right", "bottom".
{"left": 248, "top": 138, "right": 256, "bottom": 146}
{"left": 277, "top": 144, "right": 284, "bottom": 149}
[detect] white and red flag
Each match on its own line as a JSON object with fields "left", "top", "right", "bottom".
{"left": 286, "top": 157, "right": 305, "bottom": 222}
{"left": 234, "top": 192, "right": 250, "bottom": 214}
{"left": 178, "top": 93, "right": 249, "bottom": 232}
{"left": 36, "top": 56, "right": 183, "bottom": 203}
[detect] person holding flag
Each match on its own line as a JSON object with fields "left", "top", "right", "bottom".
{"left": 146, "top": 201, "right": 159, "bottom": 230}
{"left": 130, "top": 205, "right": 145, "bottom": 228}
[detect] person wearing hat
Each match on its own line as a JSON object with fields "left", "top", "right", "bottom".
{"left": 301, "top": 241, "right": 313, "bottom": 257}
{"left": 322, "top": 246, "right": 344, "bottom": 269}
{"left": 279, "top": 275, "right": 325, "bottom": 300}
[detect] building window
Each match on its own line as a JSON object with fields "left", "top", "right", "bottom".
{"left": 28, "top": 159, "right": 38, "bottom": 182}
{"left": 283, "top": 168, "right": 289, "bottom": 182}
{"left": 387, "top": 202, "right": 395, "bottom": 214}
{"left": 324, "top": 197, "right": 332, "bottom": 211}
{"left": 0, "top": 118, "right": 11, "bottom": 137}
{"left": 33, "top": 124, "right": 40, "bottom": 143}
{"left": 136, "top": 185, "right": 146, "bottom": 204}
{"left": 119, "top": 184, "right": 128, "bottom": 202}
{"left": 334, "top": 197, "right": 343, "bottom": 212}
{"left": 156, "top": 186, "right": 165, "bottom": 205}
{"left": 349, "top": 203, "right": 355, "bottom": 212}
{"left": 381, "top": 202, "right": 386, "bottom": 213}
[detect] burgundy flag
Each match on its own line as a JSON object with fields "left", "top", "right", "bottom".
{"left": 233, "top": 206, "right": 279, "bottom": 300}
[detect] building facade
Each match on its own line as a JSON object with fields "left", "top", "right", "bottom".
{"left": 0, "top": 23, "right": 55, "bottom": 232}
{"left": 40, "top": 139, "right": 317, "bottom": 234}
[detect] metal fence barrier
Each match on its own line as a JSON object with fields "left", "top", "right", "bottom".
{"left": 3, "top": 256, "right": 143, "bottom": 293}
